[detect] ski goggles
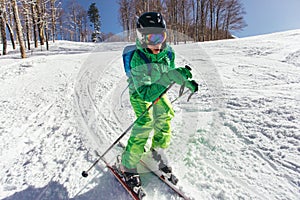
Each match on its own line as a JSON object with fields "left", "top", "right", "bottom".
{"left": 145, "top": 32, "right": 167, "bottom": 45}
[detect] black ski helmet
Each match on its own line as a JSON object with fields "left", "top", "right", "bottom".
{"left": 136, "top": 12, "right": 167, "bottom": 46}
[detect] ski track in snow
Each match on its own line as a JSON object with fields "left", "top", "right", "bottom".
{"left": 0, "top": 30, "right": 300, "bottom": 200}
{"left": 198, "top": 31, "right": 300, "bottom": 199}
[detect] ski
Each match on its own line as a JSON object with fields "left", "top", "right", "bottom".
{"left": 118, "top": 142, "right": 192, "bottom": 200}
{"left": 139, "top": 159, "right": 191, "bottom": 200}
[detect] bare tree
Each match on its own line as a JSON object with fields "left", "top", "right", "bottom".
{"left": 209, "top": 0, "right": 215, "bottom": 40}
{"left": 193, "top": 0, "right": 208, "bottom": 41}
{"left": 223, "top": 0, "right": 246, "bottom": 39}
{"left": 5, "top": 1, "right": 16, "bottom": 49}
{"left": 164, "top": 0, "right": 179, "bottom": 44}
{"left": 66, "top": 0, "right": 80, "bottom": 41}
{"left": 215, "top": 0, "right": 225, "bottom": 39}
{"left": 0, "top": 0, "right": 7, "bottom": 55}
{"left": 56, "top": 8, "right": 66, "bottom": 40}
{"left": 77, "top": 6, "right": 88, "bottom": 42}
{"left": 30, "top": 0, "right": 39, "bottom": 48}
{"left": 50, "top": 0, "right": 57, "bottom": 42}
{"left": 177, "top": 0, "right": 191, "bottom": 43}
{"left": 118, "top": 0, "right": 136, "bottom": 41}
{"left": 118, "top": 0, "right": 129, "bottom": 33}
{"left": 200, "top": 0, "right": 208, "bottom": 41}
{"left": 41, "top": 0, "right": 49, "bottom": 50}
{"left": 134, "top": 0, "right": 146, "bottom": 16}
{"left": 21, "top": 0, "right": 31, "bottom": 50}
{"left": 36, "top": 0, "right": 45, "bottom": 45}
{"left": 11, "top": 0, "right": 26, "bottom": 58}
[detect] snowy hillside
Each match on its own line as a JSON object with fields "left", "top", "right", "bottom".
{"left": 0, "top": 30, "right": 299, "bottom": 200}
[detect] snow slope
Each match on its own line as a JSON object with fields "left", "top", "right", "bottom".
{"left": 0, "top": 30, "right": 299, "bottom": 200}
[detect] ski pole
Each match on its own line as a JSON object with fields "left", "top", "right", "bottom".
{"left": 82, "top": 83, "right": 175, "bottom": 177}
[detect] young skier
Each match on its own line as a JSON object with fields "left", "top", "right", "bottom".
{"left": 121, "top": 12, "right": 198, "bottom": 189}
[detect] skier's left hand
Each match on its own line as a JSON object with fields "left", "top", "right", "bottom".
{"left": 175, "top": 66, "right": 192, "bottom": 79}
{"left": 185, "top": 80, "right": 198, "bottom": 93}
{"left": 166, "top": 65, "right": 192, "bottom": 86}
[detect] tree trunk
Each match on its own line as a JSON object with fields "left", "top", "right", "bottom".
{"left": 31, "top": 2, "right": 38, "bottom": 48}
{"left": 200, "top": 0, "right": 207, "bottom": 42}
{"left": 0, "top": 1, "right": 7, "bottom": 55}
{"left": 22, "top": 1, "right": 31, "bottom": 50}
{"left": 36, "top": 0, "right": 45, "bottom": 45}
{"left": 25, "top": 15, "right": 31, "bottom": 50}
{"left": 0, "top": 22, "right": 7, "bottom": 56}
{"left": 57, "top": 9, "right": 64, "bottom": 40}
{"left": 215, "top": 0, "right": 224, "bottom": 40}
{"left": 5, "top": 1, "right": 16, "bottom": 50}
{"left": 181, "top": 0, "right": 186, "bottom": 43}
{"left": 45, "top": 26, "right": 49, "bottom": 50}
{"left": 11, "top": 0, "right": 26, "bottom": 58}
{"left": 6, "top": 23, "right": 16, "bottom": 49}
{"left": 0, "top": 19, "right": 7, "bottom": 55}
{"left": 42, "top": 0, "right": 49, "bottom": 50}
{"left": 50, "top": 0, "right": 56, "bottom": 42}
{"left": 209, "top": 0, "right": 214, "bottom": 40}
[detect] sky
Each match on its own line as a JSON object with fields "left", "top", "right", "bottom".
{"left": 236, "top": 0, "right": 300, "bottom": 37}
{"left": 77, "top": 0, "right": 300, "bottom": 38}
{"left": 77, "top": 0, "right": 123, "bottom": 34}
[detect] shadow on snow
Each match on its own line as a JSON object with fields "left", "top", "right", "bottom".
{"left": 3, "top": 172, "right": 130, "bottom": 200}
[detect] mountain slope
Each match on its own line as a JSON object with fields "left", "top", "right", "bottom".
{"left": 0, "top": 30, "right": 299, "bottom": 200}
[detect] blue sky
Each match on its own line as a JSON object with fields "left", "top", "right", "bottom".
{"left": 236, "top": 0, "right": 300, "bottom": 37}
{"left": 78, "top": 0, "right": 300, "bottom": 38}
{"left": 77, "top": 0, "right": 122, "bottom": 34}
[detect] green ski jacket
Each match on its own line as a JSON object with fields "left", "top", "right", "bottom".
{"left": 128, "top": 40, "right": 176, "bottom": 102}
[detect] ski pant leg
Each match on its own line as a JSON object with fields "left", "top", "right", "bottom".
{"left": 122, "top": 95, "right": 153, "bottom": 169}
{"left": 152, "top": 95, "right": 175, "bottom": 149}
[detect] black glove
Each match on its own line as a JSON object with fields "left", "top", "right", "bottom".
{"left": 185, "top": 80, "right": 198, "bottom": 93}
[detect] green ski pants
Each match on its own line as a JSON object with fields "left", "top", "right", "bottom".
{"left": 121, "top": 94, "right": 175, "bottom": 169}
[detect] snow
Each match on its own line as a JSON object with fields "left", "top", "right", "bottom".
{"left": 1, "top": 30, "right": 300, "bottom": 200}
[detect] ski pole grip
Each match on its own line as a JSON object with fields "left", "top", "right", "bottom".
{"left": 185, "top": 65, "right": 192, "bottom": 71}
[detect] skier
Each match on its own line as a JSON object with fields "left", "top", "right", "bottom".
{"left": 121, "top": 12, "right": 198, "bottom": 189}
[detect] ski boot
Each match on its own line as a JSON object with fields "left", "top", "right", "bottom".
{"left": 115, "top": 156, "right": 146, "bottom": 199}
{"left": 152, "top": 149, "right": 179, "bottom": 185}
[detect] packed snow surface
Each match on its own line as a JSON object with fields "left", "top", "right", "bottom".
{"left": 0, "top": 30, "right": 299, "bottom": 200}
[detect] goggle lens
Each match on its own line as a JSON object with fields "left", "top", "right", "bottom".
{"left": 145, "top": 32, "right": 167, "bottom": 45}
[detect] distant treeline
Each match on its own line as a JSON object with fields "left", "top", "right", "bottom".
{"left": 0, "top": 0, "right": 103, "bottom": 58}
{"left": 0, "top": 0, "right": 246, "bottom": 58}
{"left": 118, "top": 0, "right": 247, "bottom": 43}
